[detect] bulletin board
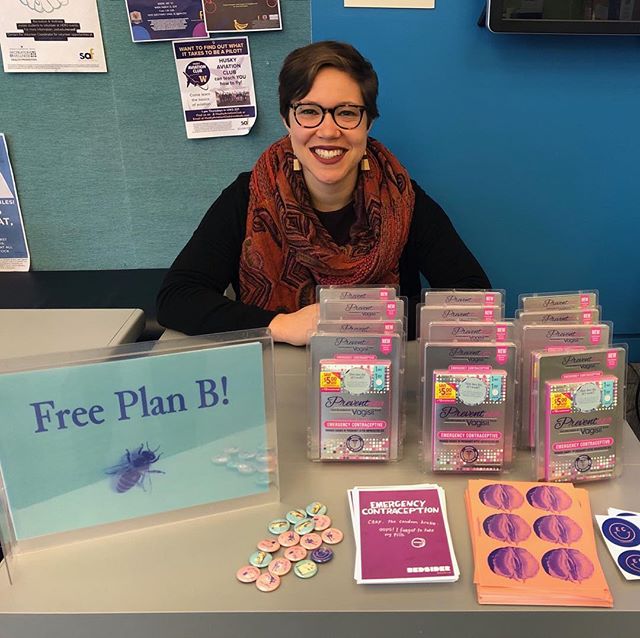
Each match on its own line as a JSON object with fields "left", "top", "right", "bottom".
{"left": 0, "top": 0, "right": 310, "bottom": 270}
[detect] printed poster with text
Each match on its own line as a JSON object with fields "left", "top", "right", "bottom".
{"left": 204, "top": 0, "right": 282, "bottom": 33}
{"left": 0, "top": 134, "right": 30, "bottom": 272}
{"left": 0, "top": 0, "right": 107, "bottom": 73}
{"left": 126, "top": 0, "right": 208, "bottom": 43}
{"left": 173, "top": 37, "right": 256, "bottom": 139}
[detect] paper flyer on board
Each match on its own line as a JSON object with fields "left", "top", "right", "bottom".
{"left": 0, "top": 135, "right": 30, "bottom": 272}
{"left": 126, "top": 1, "right": 209, "bottom": 43}
{"left": 204, "top": 0, "right": 282, "bottom": 33}
{"left": 0, "top": 0, "right": 107, "bottom": 73}
{"left": 173, "top": 37, "right": 256, "bottom": 139}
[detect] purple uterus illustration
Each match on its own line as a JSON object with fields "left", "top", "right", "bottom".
{"left": 526, "top": 485, "right": 573, "bottom": 513}
{"left": 541, "top": 548, "right": 594, "bottom": 582}
{"left": 479, "top": 483, "right": 525, "bottom": 511}
{"left": 534, "top": 515, "right": 583, "bottom": 545}
{"left": 487, "top": 546, "right": 539, "bottom": 581}
{"left": 483, "top": 513, "right": 532, "bottom": 544}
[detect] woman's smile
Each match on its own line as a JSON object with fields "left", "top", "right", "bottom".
{"left": 310, "top": 146, "right": 348, "bottom": 163}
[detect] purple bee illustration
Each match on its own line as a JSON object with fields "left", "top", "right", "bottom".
{"left": 106, "top": 443, "right": 164, "bottom": 493}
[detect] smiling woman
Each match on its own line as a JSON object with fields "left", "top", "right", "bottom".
{"left": 157, "top": 41, "right": 490, "bottom": 344}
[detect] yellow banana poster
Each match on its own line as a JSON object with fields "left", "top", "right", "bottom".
{"left": 203, "top": 0, "right": 282, "bottom": 33}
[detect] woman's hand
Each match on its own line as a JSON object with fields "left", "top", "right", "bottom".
{"left": 268, "top": 303, "right": 319, "bottom": 346}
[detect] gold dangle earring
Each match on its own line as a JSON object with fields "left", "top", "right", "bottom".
{"left": 293, "top": 157, "right": 301, "bottom": 171}
{"left": 360, "top": 155, "right": 370, "bottom": 171}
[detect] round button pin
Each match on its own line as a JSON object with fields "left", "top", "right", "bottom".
{"left": 300, "top": 533, "right": 322, "bottom": 550}
{"left": 236, "top": 463, "right": 256, "bottom": 474}
{"left": 257, "top": 538, "right": 280, "bottom": 553}
{"left": 284, "top": 545, "right": 307, "bottom": 562}
{"left": 310, "top": 547, "right": 334, "bottom": 564}
{"left": 293, "top": 519, "right": 315, "bottom": 535}
{"left": 278, "top": 530, "right": 300, "bottom": 547}
{"left": 294, "top": 559, "right": 318, "bottom": 579}
{"left": 255, "top": 454, "right": 276, "bottom": 471}
{"left": 306, "top": 501, "right": 327, "bottom": 517}
{"left": 286, "top": 509, "right": 308, "bottom": 524}
{"left": 268, "top": 519, "right": 290, "bottom": 534}
{"left": 236, "top": 565, "right": 261, "bottom": 583}
{"left": 312, "top": 514, "right": 332, "bottom": 531}
{"left": 268, "top": 557, "right": 292, "bottom": 577}
{"left": 256, "top": 572, "right": 281, "bottom": 592}
{"left": 249, "top": 550, "right": 272, "bottom": 568}
{"left": 321, "top": 528, "right": 344, "bottom": 545}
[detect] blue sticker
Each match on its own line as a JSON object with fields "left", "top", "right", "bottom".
{"left": 617, "top": 550, "right": 640, "bottom": 577}
{"left": 373, "top": 365, "right": 387, "bottom": 392}
{"left": 602, "top": 517, "right": 640, "bottom": 547}
{"left": 490, "top": 375, "right": 503, "bottom": 402}
{"left": 601, "top": 380, "right": 615, "bottom": 407}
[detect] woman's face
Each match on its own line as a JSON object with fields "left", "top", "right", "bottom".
{"left": 284, "top": 67, "right": 370, "bottom": 205}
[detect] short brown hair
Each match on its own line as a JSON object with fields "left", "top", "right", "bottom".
{"left": 279, "top": 41, "right": 379, "bottom": 126}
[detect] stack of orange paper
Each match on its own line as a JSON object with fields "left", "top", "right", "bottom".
{"left": 465, "top": 479, "right": 612, "bottom": 607}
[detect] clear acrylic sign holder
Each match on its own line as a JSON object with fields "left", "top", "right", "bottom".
{"left": 0, "top": 329, "right": 278, "bottom": 578}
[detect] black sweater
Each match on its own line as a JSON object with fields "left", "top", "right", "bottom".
{"left": 157, "top": 172, "right": 491, "bottom": 339}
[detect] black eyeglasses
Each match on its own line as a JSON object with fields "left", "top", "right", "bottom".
{"left": 290, "top": 102, "right": 367, "bottom": 130}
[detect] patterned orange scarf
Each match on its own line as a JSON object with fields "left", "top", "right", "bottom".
{"left": 239, "top": 135, "right": 415, "bottom": 313}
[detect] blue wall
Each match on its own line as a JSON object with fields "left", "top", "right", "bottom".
{"left": 2, "top": 0, "right": 638, "bottom": 352}
{"left": 313, "top": 0, "right": 640, "bottom": 352}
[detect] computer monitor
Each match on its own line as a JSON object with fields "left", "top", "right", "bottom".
{"left": 486, "top": 0, "right": 640, "bottom": 34}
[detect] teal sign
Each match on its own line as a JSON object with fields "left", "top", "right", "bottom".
{"left": 0, "top": 342, "right": 270, "bottom": 540}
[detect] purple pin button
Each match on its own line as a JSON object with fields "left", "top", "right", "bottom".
{"left": 310, "top": 547, "right": 334, "bottom": 564}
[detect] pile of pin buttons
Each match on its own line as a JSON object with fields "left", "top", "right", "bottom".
{"left": 211, "top": 446, "right": 275, "bottom": 487}
{"left": 236, "top": 501, "right": 344, "bottom": 592}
